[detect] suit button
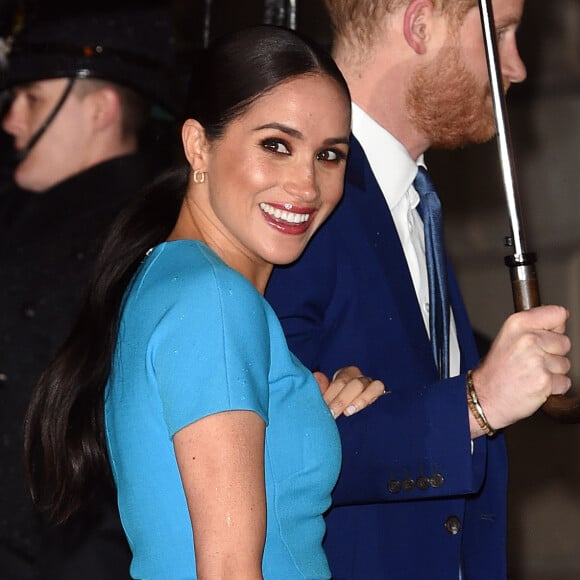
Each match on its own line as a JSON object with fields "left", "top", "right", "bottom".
{"left": 388, "top": 479, "right": 402, "bottom": 494}
{"left": 430, "top": 473, "right": 445, "bottom": 488}
{"left": 402, "top": 478, "right": 415, "bottom": 491}
{"left": 0, "top": 372, "right": 7, "bottom": 388}
{"left": 416, "top": 476, "right": 430, "bottom": 490}
{"left": 445, "top": 516, "right": 462, "bottom": 535}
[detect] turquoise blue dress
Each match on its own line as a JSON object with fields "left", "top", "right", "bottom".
{"left": 105, "top": 241, "right": 341, "bottom": 579}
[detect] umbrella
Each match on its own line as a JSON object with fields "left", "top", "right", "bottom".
{"left": 478, "top": 0, "right": 580, "bottom": 422}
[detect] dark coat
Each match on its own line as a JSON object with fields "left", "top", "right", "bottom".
{"left": 0, "top": 154, "right": 149, "bottom": 579}
{"left": 266, "top": 138, "right": 508, "bottom": 580}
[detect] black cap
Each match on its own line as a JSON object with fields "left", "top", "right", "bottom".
{"left": 2, "top": 6, "right": 181, "bottom": 117}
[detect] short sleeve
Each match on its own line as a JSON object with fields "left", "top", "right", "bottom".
{"left": 145, "top": 256, "right": 271, "bottom": 437}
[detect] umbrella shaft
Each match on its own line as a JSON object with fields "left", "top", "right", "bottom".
{"left": 478, "top": 0, "right": 527, "bottom": 259}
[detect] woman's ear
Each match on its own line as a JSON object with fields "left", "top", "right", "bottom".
{"left": 182, "top": 119, "right": 209, "bottom": 170}
{"left": 403, "top": 0, "right": 434, "bottom": 55}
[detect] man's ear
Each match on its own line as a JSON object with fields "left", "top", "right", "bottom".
{"left": 91, "top": 86, "right": 121, "bottom": 130}
{"left": 182, "top": 119, "right": 209, "bottom": 170}
{"left": 403, "top": 0, "right": 434, "bottom": 55}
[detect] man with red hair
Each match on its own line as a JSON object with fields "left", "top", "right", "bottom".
{"left": 267, "top": 1, "right": 572, "bottom": 578}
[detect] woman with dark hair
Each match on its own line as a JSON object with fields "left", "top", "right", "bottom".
{"left": 24, "top": 25, "right": 384, "bottom": 579}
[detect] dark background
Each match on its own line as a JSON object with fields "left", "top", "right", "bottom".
{"left": 1, "top": 1, "right": 579, "bottom": 578}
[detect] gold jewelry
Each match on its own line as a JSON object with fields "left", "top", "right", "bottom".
{"left": 466, "top": 370, "right": 496, "bottom": 437}
{"left": 193, "top": 169, "right": 206, "bottom": 184}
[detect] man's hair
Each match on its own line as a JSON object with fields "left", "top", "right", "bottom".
{"left": 324, "top": 0, "right": 477, "bottom": 51}
{"left": 73, "top": 78, "right": 148, "bottom": 138}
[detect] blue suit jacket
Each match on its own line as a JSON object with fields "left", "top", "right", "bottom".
{"left": 266, "top": 138, "right": 508, "bottom": 579}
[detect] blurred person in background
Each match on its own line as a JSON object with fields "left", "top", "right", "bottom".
{"left": 0, "top": 4, "right": 181, "bottom": 578}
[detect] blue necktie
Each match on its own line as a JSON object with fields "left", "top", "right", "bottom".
{"left": 414, "top": 167, "right": 450, "bottom": 379}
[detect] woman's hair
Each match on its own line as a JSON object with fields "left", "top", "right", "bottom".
{"left": 24, "top": 24, "right": 350, "bottom": 523}
{"left": 188, "top": 24, "right": 350, "bottom": 141}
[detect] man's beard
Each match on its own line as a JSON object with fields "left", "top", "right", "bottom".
{"left": 406, "top": 43, "right": 499, "bottom": 149}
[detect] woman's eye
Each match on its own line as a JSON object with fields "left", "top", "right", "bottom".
{"left": 317, "top": 149, "right": 345, "bottom": 163}
{"left": 262, "top": 139, "right": 290, "bottom": 154}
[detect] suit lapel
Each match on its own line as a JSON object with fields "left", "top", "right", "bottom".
{"left": 344, "top": 138, "right": 436, "bottom": 374}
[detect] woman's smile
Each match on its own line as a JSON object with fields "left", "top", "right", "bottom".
{"left": 259, "top": 202, "right": 315, "bottom": 234}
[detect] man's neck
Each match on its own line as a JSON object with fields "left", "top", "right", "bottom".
{"left": 334, "top": 44, "right": 431, "bottom": 161}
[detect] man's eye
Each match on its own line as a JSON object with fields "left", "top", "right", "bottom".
{"left": 25, "top": 92, "right": 39, "bottom": 105}
{"left": 496, "top": 26, "right": 512, "bottom": 42}
{"left": 262, "top": 139, "right": 290, "bottom": 154}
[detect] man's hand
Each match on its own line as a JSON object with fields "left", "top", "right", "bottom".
{"left": 470, "top": 305, "right": 572, "bottom": 435}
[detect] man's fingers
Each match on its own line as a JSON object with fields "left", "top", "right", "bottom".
{"left": 536, "top": 329, "right": 571, "bottom": 357}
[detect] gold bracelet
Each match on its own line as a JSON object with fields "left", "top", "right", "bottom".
{"left": 466, "top": 370, "right": 496, "bottom": 437}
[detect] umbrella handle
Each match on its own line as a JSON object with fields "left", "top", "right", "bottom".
{"left": 505, "top": 254, "right": 580, "bottom": 423}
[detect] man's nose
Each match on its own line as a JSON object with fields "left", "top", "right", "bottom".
{"left": 1, "top": 95, "right": 20, "bottom": 137}
{"left": 502, "top": 41, "right": 527, "bottom": 85}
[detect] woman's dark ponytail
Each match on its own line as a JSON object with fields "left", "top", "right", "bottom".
{"left": 24, "top": 166, "right": 188, "bottom": 522}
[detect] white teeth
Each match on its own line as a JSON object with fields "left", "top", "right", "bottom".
{"left": 260, "top": 202, "right": 311, "bottom": 224}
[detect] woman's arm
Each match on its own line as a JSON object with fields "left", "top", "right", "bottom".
{"left": 174, "top": 410, "right": 266, "bottom": 580}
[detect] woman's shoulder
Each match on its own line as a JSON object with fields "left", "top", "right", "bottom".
{"left": 133, "top": 240, "right": 262, "bottom": 309}
{"left": 145, "top": 239, "right": 222, "bottom": 271}
{"left": 123, "top": 241, "right": 272, "bottom": 357}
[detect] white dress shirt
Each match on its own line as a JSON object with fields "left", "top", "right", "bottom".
{"left": 351, "top": 103, "right": 460, "bottom": 377}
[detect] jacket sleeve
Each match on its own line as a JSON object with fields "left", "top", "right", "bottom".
{"left": 266, "top": 215, "right": 490, "bottom": 506}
